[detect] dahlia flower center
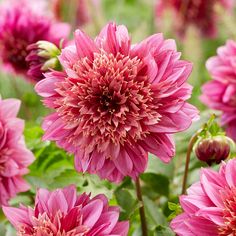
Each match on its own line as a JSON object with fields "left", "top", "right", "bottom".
{"left": 218, "top": 187, "right": 236, "bottom": 235}
{"left": 99, "top": 90, "right": 120, "bottom": 113}
{"left": 0, "top": 34, "right": 28, "bottom": 70}
{"left": 17, "top": 210, "right": 89, "bottom": 236}
{"left": 56, "top": 51, "right": 160, "bottom": 149}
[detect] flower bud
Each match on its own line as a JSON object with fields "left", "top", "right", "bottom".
{"left": 195, "top": 136, "right": 231, "bottom": 166}
{"left": 26, "top": 40, "right": 62, "bottom": 82}
{"left": 37, "top": 41, "right": 61, "bottom": 58}
{"left": 41, "top": 57, "right": 61, "bottom": 71}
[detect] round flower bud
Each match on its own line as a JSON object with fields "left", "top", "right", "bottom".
{"left": 195, "top": 136, "right": 231, "bottom": 166}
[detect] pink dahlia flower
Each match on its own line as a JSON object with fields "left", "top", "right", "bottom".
{"left": 156, "top": 0, "right": 234, "bottom": 38}
{"left": 0, "top": 97, "right": 34, "bottom": 206}
{"left": 201, "top": 40, "right": 236, "bottom": 141}
{"left": 35, "top": 22, "right": 198, "bottom": 183}
{"left": 3, "top": 185, "right": 129, "bottom": 235}
{"left": 0, "top": 0, "right": 70, "bottom": 81}
{"left": 171, "top": 158, "right": 236, "bottom": 235}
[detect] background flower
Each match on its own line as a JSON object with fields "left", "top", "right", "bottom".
{"left": 201, "top": 40, "right": 236, "bottom": 141}
{"left": 0, "top": 97, "right": 34, "bottom": 206}
{"left": 155, "top": 0, "right": 234, "bottom": 38}
{"left": 3, "top": 185, "right": 129, "bottom": 235}
{"left": 36, "top": 22, "right": 198, "bottom": 183}
{"left": 171, "top": 158, "right": 236, "bottom": 235}
{"left": 0, "top": 0, "right": 70, "bottom": 81}
{"left": 52, "top": 0, "right": 100, "bottom": 28}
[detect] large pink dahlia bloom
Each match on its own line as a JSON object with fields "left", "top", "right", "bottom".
{"left": 0, "top": 0, "right": 70, "bottom": 81}
{"left": 0, "top": 97, "right": 34, "bottom": 206}
{"left": 171, "top": 158, "right": 236, "bottom": 235}
{"left": 156, "top": 0, "right": 234, "bottom": 38}
{"left": 3, "top": 185, "right": 129, "bottom": 235}
{"left": 35, "top": 23, "right": 198, "bottom": 183}
{"left": 201, "top": 40, "right": 236, "bottom": 141}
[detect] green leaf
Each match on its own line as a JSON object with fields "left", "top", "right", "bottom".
{"left": 140, "top": 173, "right": 169, "bottom": 197}
{"left": 115, "top": 188, "right": 139, "bottom": 220}
{"left": 22, "top": 92, "right": 39, "bottom": 107}
{"left": 0, "top": 222, "right": 6, "bottom": 236}
{"left": 167, "top": 202, "right": 182, "bottom": 220}
{"left": 143, "top": 196, "right": 167, "bottom": 231}
{"left": 81, "top": 175, "right": 114, "bottom": 199}
{"left": 153, "top": 225, "right": 175, "bottom": 236}
{"left": 147, "top": 156, "right": 175, "bottom": 179}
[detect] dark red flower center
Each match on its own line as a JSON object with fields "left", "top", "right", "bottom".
{"left": 0, "top": 33, "right": 28, "bottom": 72}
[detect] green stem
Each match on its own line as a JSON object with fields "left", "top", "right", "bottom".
{"left": 135, "top": 177, "right": 148, "bottom": 236}
{"left": 181, "top": 133, "right": 199, "bottom": 194}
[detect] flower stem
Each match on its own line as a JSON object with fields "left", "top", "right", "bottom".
{"left": 135, "top": 177, "right": 148, "bottom": 236}
{"left": 181, "top": 133, "right": 199, "bottom": 194}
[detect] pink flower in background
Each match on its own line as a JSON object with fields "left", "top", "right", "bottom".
{"left": 52, "top": 0, "right": 100, "bottom": 27}
{"left": 201, "top": 40, "right": 236, "bottom": 141}
{"left": 36, "top": 22, "right": 198, "bottom": 183}
{"left": 171, "top": 158, "right": 236, "bottom": 235}
{"left": 156, "top": 0, "right": 234, "bottom": 38}
{"left": 3, "top": 185, "right": 129, "bottom": 235}
{"left": 0, "top": 97, "right": 34, "bottom": 206}
{"left": 0, "top": 0, "right": 70, "bottom": 82}
{"left": 76, "top": 0, "right": 91, "bottom": 26}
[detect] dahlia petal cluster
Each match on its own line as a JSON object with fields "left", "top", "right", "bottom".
{"left": 171, "top": 158, "right": 236, "bottom": 235}
{"left": 0, "top": 0, "right": 70, "bottom": 81}
{"left": 201, "top": 40, "right": 236, "bottom": 141}
{"left": 3, "top": 185, "right": 129, "bottom": 236}
{"left": 156, "top": 0, "right": 234, "bottom": 38}
{"left": 35, "top": 22, "right": 198, "bottom": 183}
{"left": 0, "top": 97, "right": 34, "bottom": 206}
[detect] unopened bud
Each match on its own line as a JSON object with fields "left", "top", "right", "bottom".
{"left": 26, "top": 40, "right": 62, "bottom": 81}
{"left": 41, "top": 57, "right": 61, "bottom": 71}
{"left": 37, "top": 41, "right": 61, "bottom": 59}
{"left": 195, "top": 136, "right": 231, "bottom": 166}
